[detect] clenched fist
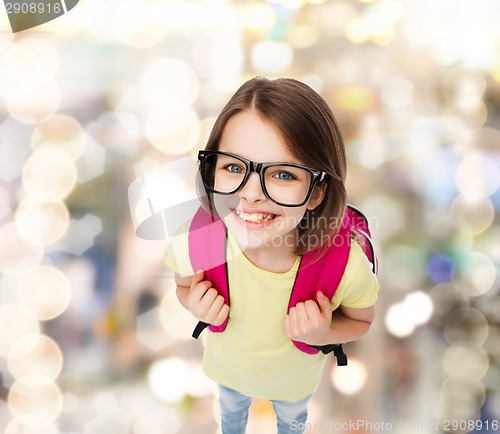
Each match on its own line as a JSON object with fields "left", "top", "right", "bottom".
{"left": 184, "top": 270, "right": 230, "bottom": 326}
{"left": 284, "top": 291, "right": 332, "bottom": 346}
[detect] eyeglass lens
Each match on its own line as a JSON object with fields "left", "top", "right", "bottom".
{"left": 201, "top": 153, "right": 313, "bottom": 206}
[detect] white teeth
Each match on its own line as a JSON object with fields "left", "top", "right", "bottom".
{"left": 234, "top": 210, "right": 275, "bottom": 223}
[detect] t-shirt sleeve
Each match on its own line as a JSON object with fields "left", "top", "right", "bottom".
{"left": 331, "top": 240, "right": 379, "bottom": 309}
{"left": 164, "top": 219, "right": 194, "bottom": 278}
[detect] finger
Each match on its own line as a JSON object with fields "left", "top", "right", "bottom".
{"left": 203, "top": 294, "right": 224, "bottom": 324}
{"left": 192, "top": 288, "right": 220, "bottom": 321}
{"left": 304, "top": 299, "right": 320, "bottom": 319}
{"left": 316, "top": 291, "right": 332, "bottom": 315}
{"left": 190, "top": 278, "right": 213, "bottom": 302}
{"left": 192, "top": 270, "right": 214, "bottom": 294}
{"left": 208, "top": 292, "right": 225, "bottom": 312}
{"left": 213, "top": 303, "right": 230, "bottom": 326}
{"left": 190, "top": 282, "right": 212, "bottom": 304}
{"left": 294, "top": 303, "right": 312, "bottom": 336}
{"left": 198, "top": 288, "right": 219, "bottom": 312}
{"left": 295, "top": 302, "right": 309, "bottom": 323}
{"left": 190, "top": 269, "right": 206, "bottom": 296}
{"left": 191, "top": 269, "right": 205, "bottom": 287}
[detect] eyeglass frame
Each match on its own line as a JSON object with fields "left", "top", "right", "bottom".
{"left": 198, "top": 150, "right": 329, "bottom": 207}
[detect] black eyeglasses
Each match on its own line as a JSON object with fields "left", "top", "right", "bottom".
{"left": 198, "top": 150, "right": 328, "bottom": 207}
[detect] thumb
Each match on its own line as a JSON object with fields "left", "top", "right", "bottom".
{"left": 316, "top": 291, "right": 331, "bottom": 313}
{"left": 192, "top": 269, "right": 205, "bottom": 285}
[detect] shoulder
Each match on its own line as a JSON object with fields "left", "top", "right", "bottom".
{"left": 347, "top": 240, "right": 375, "bottom": 274}
{"left": 332, "top": 240, "right": 379, "bottom": 309}
{"left": 164, "top": 218, "right": 194, "bottom": 277}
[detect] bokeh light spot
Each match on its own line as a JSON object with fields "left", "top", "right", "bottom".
{"left": 244, "top": 3, "right": 276, "bottom": 32}
{"left": 444, "top": 343, "right": 489, "bottom": 383}
{"left": 5, "top": 419, "right": 59, "bottom": 434}
{"left": 436, "top": 378, "right": 485, "bottom": 423}
{"left": 146, "top": 105, "right": 200, "bottom": 155}
{"left": 112, "top": 1, "right": 167, "bottom": 49}
{"left": 132, "top": 406, "right": 181, "bottom": 434}
{"left": 6, "top": 82, "right": 61, "bottom": 125}
{"left": 140, "top": 58, "right": 200, "bottom": 107}
{"left": 287, "top": 25, "right": 320, "bottom": 49}
{"left": 444, "top": 307, "right": 490, "bottom": 348}
{"left": 16, "top": 265, "right": 71, "bottom": 321}
{"left": 406, "top": 291, "right": 434, "bottom": 325}
{"left": 14, "top": 198, "right": 70, "bottom": 246}
{"left": 381, "top": 75, "right": 413, "bottom": 109}
{"left": 450, "top": 195, "right": 494, "bottom": 234}
{"left": 428, "top": 216, "right": 474, "bottom": 255}
{"left": 427, "top": 254, "right": 453, "bottom": 284}
{"left": 453, "top": 251, "right": 496, "bottom": 297}
{"left": 7, "top": 379, "right": 63, "bottom": 427}
{"left": 455, "top": 154, "right": 500, "bottom": 201}
{"left": 148, "top": 358, "right": 189, "bottom": 403}
{"left": 16, "top": 38, "right": 60, "bottom": 83}
{"left": 31, "top": 114, "right": 86, "bottom": 161}
{"left": 0, "top": 38, "right": 59, "bottom": 103}
{"left": 22, "top": 149, "right": 77, "bottom": 202}
{"left": 0, "top": 304, "right": 40, "bottom": 358}
{"left": 330, "top": 358, "right": 367, "bottom": 395}
{"left": 385, "top": 291, "right": 433, "bottom": 338}
{"left": 331, "top": 86, "right": 376, "bottom": 113}
{"left": 251, "top": 41, "right": 294, "bottom": 74}
{"left": 441, "top": 65, "right": 486, "bottom": 110}
{"left": 0, "top": 223, "right": 43, "bottom": 276}
{"left": 8, "top": 334, "right": 64, "bottom": 386}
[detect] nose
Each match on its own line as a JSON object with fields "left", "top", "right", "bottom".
{"left": 238, "top": 172, "right": 266, "bottom": 203}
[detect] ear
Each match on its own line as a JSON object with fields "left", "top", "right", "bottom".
{"left": 306, "top": 182, "right": 327, "bottom": 211}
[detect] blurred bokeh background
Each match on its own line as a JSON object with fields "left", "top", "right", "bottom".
{"left": 1, "top": 0, "right": 500, "bottom": 433}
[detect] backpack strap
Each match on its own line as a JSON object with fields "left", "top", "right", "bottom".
{"left": 188, "top": 207, "right": 229, "bottom": 336}
{"left": 289, "top": 211, "right": 352, "bottom": 365}
{"left": 346, "top": 205, "right": 378, "bottom": 274}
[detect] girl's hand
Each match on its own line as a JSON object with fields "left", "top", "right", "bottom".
{"left": 185, "top": 270, "right": 230, "bottom": 326}
{"left": 284, "top": 291, "right": 332, "bottom": 346}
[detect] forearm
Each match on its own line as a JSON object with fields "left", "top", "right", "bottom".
{"left": 328, "top": 309, "right": 372, "bottom": 343}
{"left": 308, "top": 309, "right": 373, "bottom": 346}
{"left": 176, "top": 285, "right": 190, "bottom": 310}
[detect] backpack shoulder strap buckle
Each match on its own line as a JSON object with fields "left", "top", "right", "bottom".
{"left": 309, "top": 343, "right": 348, "bottom": 366}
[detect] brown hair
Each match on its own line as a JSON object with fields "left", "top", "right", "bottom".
{"left": 198, "top": 76, "right": 347, "bottom": 256}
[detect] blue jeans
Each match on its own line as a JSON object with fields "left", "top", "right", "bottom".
{"left": 218, "top": 384, "right": 313, "bottom": 434}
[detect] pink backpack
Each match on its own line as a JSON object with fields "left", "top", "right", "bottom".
{"left": 188, "top": 205, "right": 377, "bottom": 366}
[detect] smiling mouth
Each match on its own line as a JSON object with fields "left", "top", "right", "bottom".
{"left": 233, "top": 209, "right": 277, "bottom": 224}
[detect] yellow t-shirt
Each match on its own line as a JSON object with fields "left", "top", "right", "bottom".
{"left": 164, "top": 219, "right": 379, "bottom": 401}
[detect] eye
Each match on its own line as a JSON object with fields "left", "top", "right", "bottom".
{"left": 225, "top": 164, "right": 245, "bottom": 174}
{"left": 274, "top": 171, "right": 296, "bottom": 181}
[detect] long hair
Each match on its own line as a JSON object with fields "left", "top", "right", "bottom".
{"left": 197, "top": 76, "right": 347, "bottom": 256}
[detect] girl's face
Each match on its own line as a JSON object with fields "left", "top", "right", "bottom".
{"left": 213, "top": 110, "right": 325, "bottom": 253}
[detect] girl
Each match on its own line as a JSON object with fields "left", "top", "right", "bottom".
{"left": 164, "top": 77, "right": 379, "bottom": 434}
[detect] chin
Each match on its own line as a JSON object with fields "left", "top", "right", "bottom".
{"left": 225, "top": 212, "right": 298, "bottom": 252}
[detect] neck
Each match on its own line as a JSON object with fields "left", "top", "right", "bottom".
{"left": 237, "top": 233, "right": 299, "bottom": 273}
